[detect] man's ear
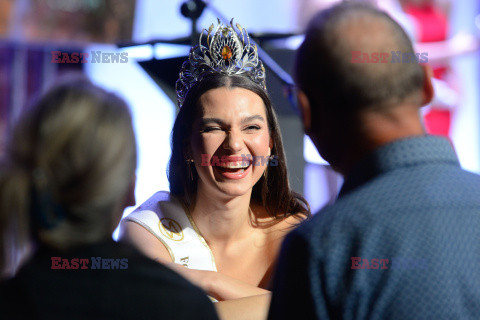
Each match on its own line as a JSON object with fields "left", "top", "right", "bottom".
{"left": 297, "top": 89, "right": 312, "bottom": 134}
{"left": 421, "top": 64, "right": 434, "bottom": 106}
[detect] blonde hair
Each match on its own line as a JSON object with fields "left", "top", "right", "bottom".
{"left": 0, "top": 76, "right": 136, "bottom": 277}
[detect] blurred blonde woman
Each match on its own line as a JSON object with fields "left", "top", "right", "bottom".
{"left": 0, "top": 76, "right": 218, "bottom": 320}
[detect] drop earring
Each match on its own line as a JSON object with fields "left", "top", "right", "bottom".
{"left": 186, "top": 159, "right": 194, "bottom": 181}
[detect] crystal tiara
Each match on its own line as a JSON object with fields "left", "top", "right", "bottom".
{"left": 175, "top": 18, "right": 267, "bottom": 107}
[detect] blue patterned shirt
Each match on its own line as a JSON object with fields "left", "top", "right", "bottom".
{"left": 269, "top": 135, "right": 480, "bottom": 320}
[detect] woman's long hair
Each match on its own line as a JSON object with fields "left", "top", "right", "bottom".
{"left": 0, "top": 76, "right": 136, "bottom": 278}
{"left": 168, "top": 74, "right": 310, "bottom": 220}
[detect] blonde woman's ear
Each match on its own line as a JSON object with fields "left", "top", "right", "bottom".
{"left": 125, "top": 173, "right": 136, "bottom": 208}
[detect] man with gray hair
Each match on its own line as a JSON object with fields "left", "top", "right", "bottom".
{"left": 268, "top": 2, "right": 480, "bottom": 319}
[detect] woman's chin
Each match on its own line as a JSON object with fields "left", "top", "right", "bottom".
{"left": 215, "top": 183, "right": 253, "bottom": 198}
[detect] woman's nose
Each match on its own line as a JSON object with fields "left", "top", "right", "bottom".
{"left": 222, "top": 130, "right": 243, "bottom": 153}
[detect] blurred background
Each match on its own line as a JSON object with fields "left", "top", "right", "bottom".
{"left": 1, "top": 0, "right": 479, "bottom": 233}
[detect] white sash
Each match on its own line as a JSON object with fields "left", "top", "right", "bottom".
{"left": 124, "top": 191, "right": 217, "bottom": 272}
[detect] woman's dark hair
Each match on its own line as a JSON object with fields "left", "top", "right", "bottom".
{"left": 168, "top": 74, "right": 310, "bottom": 219}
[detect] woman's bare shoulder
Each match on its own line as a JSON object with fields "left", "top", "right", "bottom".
{"left": 258, "top": 213, "right": 309, "bottom": 264}
{"left": 250, "top": 201, "right": 306, "bottom": 225}
{"left": 271, "top": 212, "right": 308, "bottom": 234}
{"left": 118, "top": 220, "right": 173, "bottom": 263}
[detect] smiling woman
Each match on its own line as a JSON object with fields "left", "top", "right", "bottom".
{"left": 192, "top": 86, "right": 272, "bottom": 198}
{"left": 118, "top": 20, "right": 310, "bottom": 320}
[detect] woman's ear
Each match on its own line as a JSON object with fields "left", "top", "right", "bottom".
{"left": 125, "top": 173, "right": 136, "bottom": 208}
{"left": 297, "top": 90, "right": 312, "bottom": 134}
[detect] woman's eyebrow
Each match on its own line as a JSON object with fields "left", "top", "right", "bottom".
{"left": 199, "top": 115, "right": 265, "bottom": 126}
{"left": 241, "top": 115, "right": 265, "bottom": 124}
{"left": 199, "top": 117, "right": 226, "bottom": 126}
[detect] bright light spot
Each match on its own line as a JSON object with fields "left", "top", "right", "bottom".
{"left": 304, "top": 135, "right": 328, "bottom": 165}
{"left": 119, "top": 44, "right": 154, "bottom": 61}
{"left": 154, "top": 43, "right": 190, "bottom": 60}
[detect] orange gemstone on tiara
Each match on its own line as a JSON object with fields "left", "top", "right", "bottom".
{"left": 221, "top": 46, "right": 233, "bottom": 60}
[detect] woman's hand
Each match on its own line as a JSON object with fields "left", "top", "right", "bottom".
{"left": 166, "top": 263, "right": 270, "bottom": 301}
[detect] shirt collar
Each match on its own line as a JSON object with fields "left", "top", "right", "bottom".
{"left": 339, "top": 135, "right": 459, "bottom": 197}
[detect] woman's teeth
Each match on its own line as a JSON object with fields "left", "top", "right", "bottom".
{"left": 218, "top": 162, "right": 250, "bottom": 169}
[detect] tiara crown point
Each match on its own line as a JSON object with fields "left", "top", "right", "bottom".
{"left": 175, "top": 19, "right": 267, "bottom": 107}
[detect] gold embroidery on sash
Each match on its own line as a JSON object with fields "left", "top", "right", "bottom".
{"left": 180, "top": 256, "right": 189, "bottom": 267}
{"left": 159, "top": 218, "right": 184, "bottom": 241}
